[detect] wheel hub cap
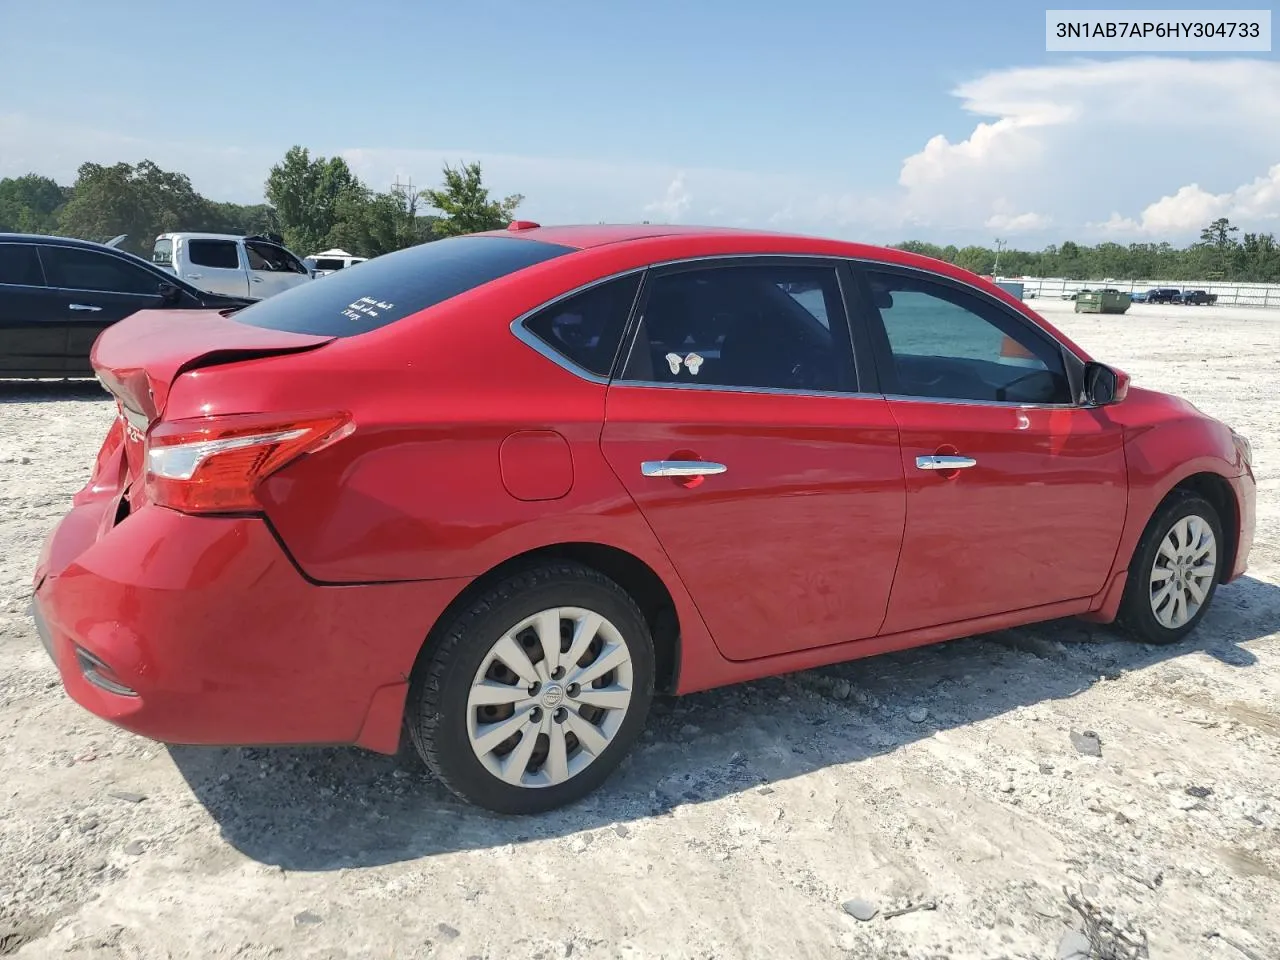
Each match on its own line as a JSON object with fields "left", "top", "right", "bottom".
{"left": 1149, "top": 514, "right": 1217, "bottom": 630}
{"left": 540, "top": 683, "right": 566, "bottom": 709}
{"left": 465, "top": 606, "right": 635, "bottom": 789}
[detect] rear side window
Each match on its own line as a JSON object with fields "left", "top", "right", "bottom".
{"left": 0, "top": 244, "right": 45, "bottom": 286}
{"left": 234, "top": 236, "right": 574, "bottom": 337}
{"left": 620, "top": 264, "right": 853, "bottom": 392}
{"left": 523, "top": 274, "right": 642, "bottom": 377}
{"left": 188, "top": 239, "right": 240, "bottom": 270}
{"left": 314, "top": 258, "right": 345, "bottom": 271}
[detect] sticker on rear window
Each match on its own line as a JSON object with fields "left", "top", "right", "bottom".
{"left": 343, "top": 297, "right": 395, "bottom": 322}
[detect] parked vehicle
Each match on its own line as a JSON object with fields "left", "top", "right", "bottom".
{"left": 307, "top": 248, "right": 368, "bottom": 276}
{"left": 152, "top": 233, "right": 313, "bottom": 299}
{"left": 1145, "top": 287, "right": 1182, "bottom": 304}
{"left": 0, "top": 233, "right": 252, "bottom": 377}
{"left": 1129, "top": 290, "right": 1149, "bottom": 303}
{"left": 31, "top": 224, "right": 1256, "bottom": 814}
{"left": 1177, "top": 289, "right": 1217, "bottom": 305}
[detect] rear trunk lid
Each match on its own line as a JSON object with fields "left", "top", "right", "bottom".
{"left": 90, "top": 308, "right": 335, "bottom": 502}
{"left": 91, "top": 308, "right": 334, "bottom": 423}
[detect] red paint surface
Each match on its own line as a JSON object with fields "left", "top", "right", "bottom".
{"left": 500, "top": 430, "right": 573, "bottom": 501}
{"left": 32, "top": 226, "right": 1256, "bottom": 753}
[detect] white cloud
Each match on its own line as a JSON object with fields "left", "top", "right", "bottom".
{"left": 644, "top": 173, "right": 691, "bottom": 222}
{"left": 4, "top": 57, "right": 1279, "bottom": 245}
{"left": 985, "top": 210, "right": 1051, "bottom": 232}
{"left": 895, "top": 58, "right": 1280, "bottom": 239}
{"left": 1095, "top": 164, "right": 1280, "bottom": 235}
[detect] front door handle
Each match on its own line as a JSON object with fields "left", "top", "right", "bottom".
{"left": 251, "top": 276, "right": 264, "bottom": 283}
{"left": 641, "top": 460, "right": 727, "bottom": 478}
{"left": 69, "top": 303, "right": 102, "bottom": 312}
{"left": 916, "top": 455, "right": 977, "bottom": 471}
{"left": 186, "top": 273, "right": 202, "bottom": 279}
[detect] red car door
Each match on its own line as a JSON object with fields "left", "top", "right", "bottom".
{"left": 600, "top": 260, "right": 906, "bottom": 661}
{"left": 853, "top": 265, "right": 1127, "bottom": 634}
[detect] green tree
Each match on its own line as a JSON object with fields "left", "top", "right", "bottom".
{"left": 55, "top": 160, "right": 221, "bottom": 253}
{"left": 1194, "top": 217, "right": 1240, "bottom": 279}
{"left": 0, "top": 174, "right": 69, "bottom": 233}
{"left": 421, "top": 162, "right": 523, "bottom": 237}
{"left": 264, "top": 146, "right": 365, "bottom": 256}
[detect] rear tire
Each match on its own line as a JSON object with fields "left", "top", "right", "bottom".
{"left": 407, "top": 562, "right": 654, "bottom": 814}
{"left": 1118, "top": 493, "right": 1223, "bottom": 645}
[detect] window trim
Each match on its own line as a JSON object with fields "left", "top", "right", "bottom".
{"left": 511, "top": 267, "right": 649, "bottom": 384}
{"left": 847, "top": 259, "right": 1086, "bottom": 409}
{"left": 614, "top": 255, "right": 862, "bottom": 398}
{"left": 508, "top": 252, "right": 1087, "bottom": 405}
{"left": 36, "top": 244, "right": 167, "bottom": 297}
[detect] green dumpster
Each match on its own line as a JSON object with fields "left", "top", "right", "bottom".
{"left": 1074, "top": 290, "right": 1131, "bottom": 314}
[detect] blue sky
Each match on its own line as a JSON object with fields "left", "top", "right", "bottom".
{"left": 1, "top": 0, "right": 1277, "bottom": 246}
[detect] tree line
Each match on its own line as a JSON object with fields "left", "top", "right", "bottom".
{"left": 895, "top": 219, "right": 1280, "bottom": 283}
{"left": 0, "top": 147, "right": 522, "bottom": 259}
{"left": 4, "top": 149, "right": 1280, "bottom": 282}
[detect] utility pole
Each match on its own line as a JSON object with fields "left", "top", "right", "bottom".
{"left": 993, "top": 238, "right": 1007, "bottom": 277}
{"left": 391, "top": 178, "right": 417, "bottom": 245}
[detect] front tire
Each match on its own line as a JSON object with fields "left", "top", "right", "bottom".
{"left": 1118, "top": 493, "right": 1223, "bottom": 645}
{"left": 407, "top": 562, "right": 655, "bottom": 814}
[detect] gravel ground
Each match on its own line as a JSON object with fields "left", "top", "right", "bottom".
{"left": 1, "top": 301, "right": 1276, "bottom": 960}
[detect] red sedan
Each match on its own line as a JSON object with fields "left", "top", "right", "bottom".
{"left": 31, "top": 224, "right": 1256, "bottom": 813}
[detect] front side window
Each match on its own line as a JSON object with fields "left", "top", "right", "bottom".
{"left": 40, "top": 246, "right": 160, "bottom": 295}
{"left": 863, "top": 270, "right": 1071, "bottom": 404}
{"left": 620, "top": 264, "right": 852, "bottom": 392}
{"left": 247, "top": 241, "right": 306, "bottom": 274}
{"left": 523, "top": 274, "right": 642, "bottom": 377}
{"left": 0, "top": 244, "right": 45, "bottom": 286}
{"left": 188, "top": 239, "right": 240, "bottom": 270}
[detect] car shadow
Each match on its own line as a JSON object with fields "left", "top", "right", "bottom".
{"left": 169, "top": 573, "right": 1279, "bottom": 871}
{"left": 0, "top": 379, "right": 105, "bottom": 402}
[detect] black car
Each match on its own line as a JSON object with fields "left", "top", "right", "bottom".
{"left": 1177, "top": 289, "right": 1217, "bottom": 305}
{"left": 1145, "top": 287, "right": 1182, "bottom": 304}
{"left": 0, "top": 234, "right": 252, "bottom": 378}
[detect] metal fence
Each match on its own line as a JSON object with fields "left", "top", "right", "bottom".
{"left": 1003, "top": 277, "right": 1280, "bottom": 308}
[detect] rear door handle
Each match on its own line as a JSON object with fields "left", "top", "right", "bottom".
{"left": 251, "top": 276, "right": 264, "bottom": 283}
{"left": 69, "top": 303, "right": 102, "bottom": 312}
{"left": 187, "top": 273, "right": 202, "bottom": 279}
{"left": 916, "top": 455, "right": 977, "bottom": 470}
{"left": 641, "top": 460, "right": 727, "bottom": 478}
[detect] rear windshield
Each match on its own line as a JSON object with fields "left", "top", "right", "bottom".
{"left": 233, "top": 235, "right": 575, "bottom": 336}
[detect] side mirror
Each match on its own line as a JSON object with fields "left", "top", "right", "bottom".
{"left": 1084, "top": 361, "right": 1129, "bottom": 406}
{"left": 157, "top": 282, "right": 182, "bottom": 304}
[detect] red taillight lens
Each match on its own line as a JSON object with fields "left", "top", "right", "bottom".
{"left": 144, "top": 412, "right": 353, "bottom": 514}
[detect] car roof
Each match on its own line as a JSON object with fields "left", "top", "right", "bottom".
{"left": 0, "top": 232, "right": 132, "bottom": 253}
{"left": 479, "top": 223, "right": 1010, "bottom": 289}
{"left": 155, "top": 232, "right": 246, "bottom": 241}
{"left": 478, "top": 223, "right": 819, "bottom": 250}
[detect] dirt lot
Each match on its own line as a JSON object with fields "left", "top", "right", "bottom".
{"left": 1, "top": 301, "right": 1276, "bottom": 960}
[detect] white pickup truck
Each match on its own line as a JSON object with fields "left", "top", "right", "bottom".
{"left": 151, "top": 233, "right": 314, "bottom": 299}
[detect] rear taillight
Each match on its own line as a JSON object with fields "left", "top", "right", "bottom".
{"left": 144, "top": 412, "right": 353, "bottom": 514}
